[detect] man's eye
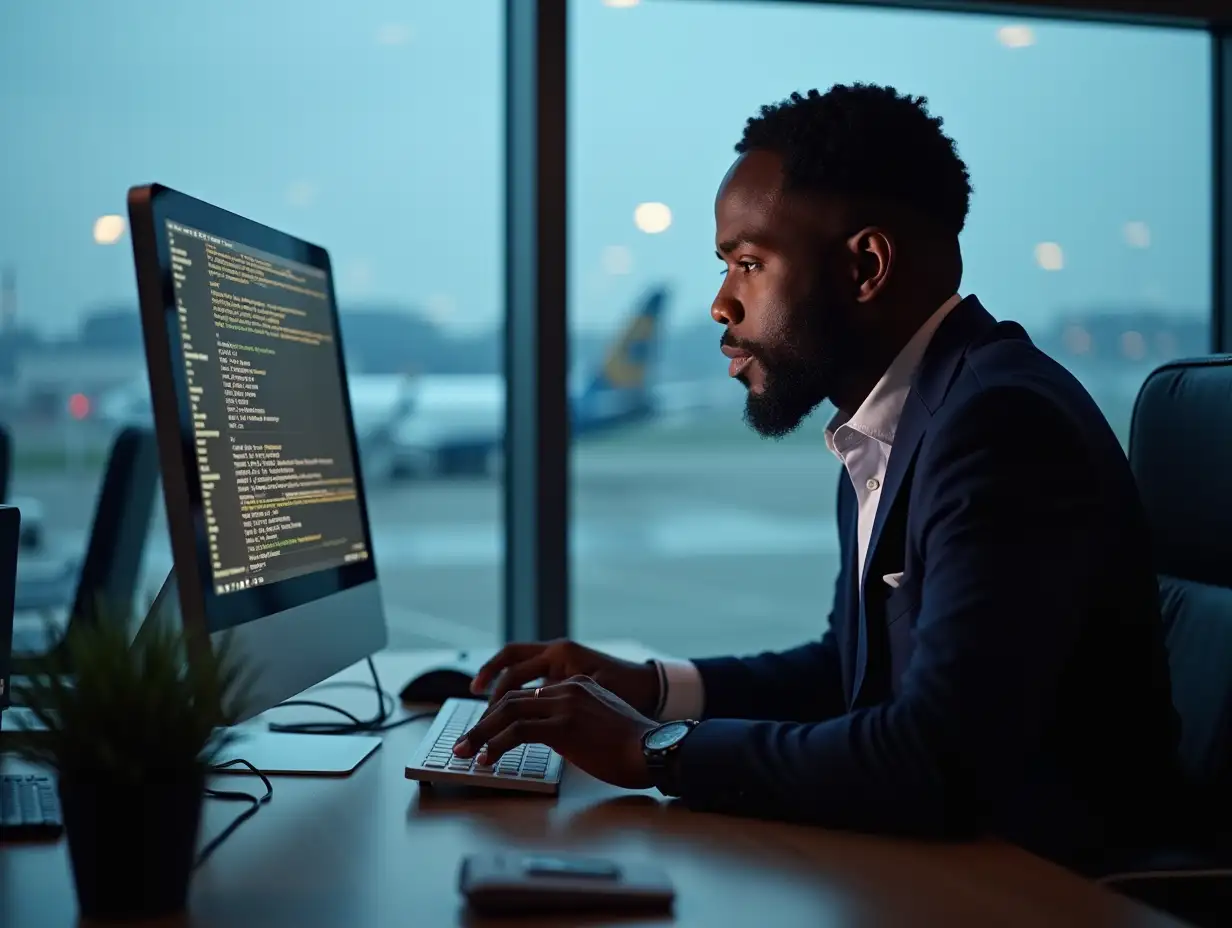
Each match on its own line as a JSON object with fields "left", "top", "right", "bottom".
{"left": 738, "top": 261, "right": 762, "bottom": 273}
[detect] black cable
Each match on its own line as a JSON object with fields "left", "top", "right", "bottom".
{"left": 267, "top": 700, "right": 368, "bottom": 727}
{"left": 193, "top": 662, "right": 436, "bottom": 866}
{"left": 195, "top": 758, "right": 272, "bottom": 869}
{"left": 266, "top": 656, "right": 434, "bottom": 735}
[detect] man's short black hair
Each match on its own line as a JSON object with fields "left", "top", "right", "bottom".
{"left": 736, "top": 83, "right": 972, "bottom": 237}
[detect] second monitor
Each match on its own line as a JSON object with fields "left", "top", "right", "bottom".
{"left": 128, "top": 184, "right": 388, "bottom": 772}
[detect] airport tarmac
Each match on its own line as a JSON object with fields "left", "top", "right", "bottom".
{"left": 10, "top": 429, "right": 846, "bottom": 662}
{"left": 7, "top": 377, "right": 1139, "bottom": 665}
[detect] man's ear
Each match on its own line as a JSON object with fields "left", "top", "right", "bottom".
{"left": 847, "top": 227, "right": 893, "bottom": 303}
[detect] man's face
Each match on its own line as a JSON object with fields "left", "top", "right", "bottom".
{"left": 711, "top": 150, "right": 863, "bottom": 437}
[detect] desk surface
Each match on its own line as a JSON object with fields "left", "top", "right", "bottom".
{"left": 1, "top": 646, "right": 1187, "bottom": 927}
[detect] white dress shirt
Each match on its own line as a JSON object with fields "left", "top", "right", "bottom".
{"left": 655, "top": 295, "right": 963, "bottom": 721}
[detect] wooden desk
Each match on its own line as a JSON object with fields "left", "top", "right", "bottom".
{"left": 1, "top": 647, "right": 1189, "bottom": 927}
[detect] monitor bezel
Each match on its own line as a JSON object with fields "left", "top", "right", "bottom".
{"left": 127, "top": 183, "right": 380, "bottom": 636}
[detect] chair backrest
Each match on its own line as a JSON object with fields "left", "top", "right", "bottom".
{"left": 66, "top": 426, "right": 159, "bottom": 631}
{"left": 0, "top": 422, "right": 11, "bottom": 504}
{"left": 1129, "top": 356, "right": 1232, "bottom": 801}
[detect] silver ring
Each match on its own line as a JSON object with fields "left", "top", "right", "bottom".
{"left": 534, "top": 687, "right": 542, "bottom": 699}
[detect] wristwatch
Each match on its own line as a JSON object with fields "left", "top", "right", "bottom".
{"left": 642, "top": 719, "right": 698, "bottom": 797}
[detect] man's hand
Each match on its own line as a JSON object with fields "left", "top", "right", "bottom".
{"left": 470, "top": 640, "right": 660, "bottom": 716}
{"left": 453, "top": 676, "right": 657, "bottom": 790}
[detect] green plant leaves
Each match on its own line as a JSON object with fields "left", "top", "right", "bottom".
{"left": 8, "top": 604, "right": 255, "bottom": 786}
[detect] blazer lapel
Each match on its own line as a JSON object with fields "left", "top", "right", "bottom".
{"left": 834, "top": 477, "right": 860, "bottom": 704}
{"left": 848, "top": 296, "right": 999, "bottom": 707}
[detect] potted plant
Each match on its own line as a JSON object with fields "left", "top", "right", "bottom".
{"left": 8, "top": 612, "right": 250, "bottom": 921}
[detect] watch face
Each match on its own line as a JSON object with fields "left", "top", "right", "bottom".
{"left": 645, "top": 721, "right": 691, "bottom": 751}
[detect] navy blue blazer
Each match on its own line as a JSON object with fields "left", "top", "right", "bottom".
{"left": 675, "top": 296, "right": 1183, "bottom": 873}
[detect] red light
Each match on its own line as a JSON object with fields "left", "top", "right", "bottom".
{"left": 68, "top": 393, "right": 90, "bottom": 420}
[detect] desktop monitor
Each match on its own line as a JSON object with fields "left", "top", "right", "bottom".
{"left": 127, "top": 185, "right": 388, "bottom": 743}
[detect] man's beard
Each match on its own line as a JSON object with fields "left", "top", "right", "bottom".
{"left": 743, "top": 350, "right": 831, "bottom": 437}
{"left": 733, "top": 296, "right": 850, "bottom": 439}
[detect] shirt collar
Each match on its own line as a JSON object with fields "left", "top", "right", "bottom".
{"left": 825, "top": 294, "right": 962, "bottom": 456}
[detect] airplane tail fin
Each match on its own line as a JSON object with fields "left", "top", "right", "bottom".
{"left": 575, "top": 286, "right": 668, "bottom": 432}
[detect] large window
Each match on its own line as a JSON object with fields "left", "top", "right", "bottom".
{"left": 568, "top": 0, "right": 1211, "bottom": 658}
{"left": 0, "top": 1, "right": 504, "bottom": 650}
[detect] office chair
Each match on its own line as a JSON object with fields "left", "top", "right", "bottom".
{"left": 0, "top": 423, "right": 11, "bottom": 506}
{"left": 11, "top": 426, "right": 159, "bottom": 663}
{"left": 1097, "top": 356, "right": 1232, "bottom": 927}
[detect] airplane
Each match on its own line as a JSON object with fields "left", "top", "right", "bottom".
{"left": 387, "top": 286, "right": 669, "bottom": 479}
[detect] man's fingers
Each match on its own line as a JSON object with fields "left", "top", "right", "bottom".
{"left": 477, "top": 717, "right": 566, "bottom": 765}
{"left": 475, "top": 683, "right": 537, "bottom": 726}
{"left": 470, "top": 643, "right": 547, "bottom": 693}
{"left": 488, "top": 655, "right": 554, "bottom": 702}
{"left": 472, "top": 679, "right": 587, "bottom": 763}
{"left": 453, "top": 692, "right": 561, "bottom": 757}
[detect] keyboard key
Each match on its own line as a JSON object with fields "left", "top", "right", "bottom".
{"left": 0, "top": 775, "right": 63, "bottom": 840}
{"left": 407, "top": 703, "right": 563, "bottom": 792}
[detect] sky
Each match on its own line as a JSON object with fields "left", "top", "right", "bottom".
{"left": 0, "top": 0, "right": 1213, "bottom": 340}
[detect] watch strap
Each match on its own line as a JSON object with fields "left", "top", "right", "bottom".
{"left": 643, "top": 719, "right": 697, "bottom": 797}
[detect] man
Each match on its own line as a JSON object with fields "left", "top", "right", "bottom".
{"left": 454, "top": 84, "right": 1181, "bottom": 873}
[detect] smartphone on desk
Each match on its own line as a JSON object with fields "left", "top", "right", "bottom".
{"left": 459, "top": 851, "right": 675, "bottom": 916}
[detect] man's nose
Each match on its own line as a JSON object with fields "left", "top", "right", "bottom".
{"left": 711, "top": 292, "right": 743, "bottom": 326}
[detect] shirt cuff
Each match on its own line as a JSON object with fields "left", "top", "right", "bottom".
{"left": 655, "top": 659, "right": 705, "bottom": 720}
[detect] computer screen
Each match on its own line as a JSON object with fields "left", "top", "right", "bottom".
{"left": 165, "top": 220, "right": 371, "bottom": 597}
{"left": 130, "top": 184, "right": 387, "bottom": 725}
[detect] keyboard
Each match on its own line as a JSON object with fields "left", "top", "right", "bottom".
{"left": 405, "top": 698, "right": 563, "bottom": 795}
{"left": 0, "top": 774, "right": 63, "bottom": 841}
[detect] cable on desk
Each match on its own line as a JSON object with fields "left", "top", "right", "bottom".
{"left": 196, "top": 758, "right": 272, "bottom": 870}
{"left": 266, "top": 656, "right": 434, "bottom": 735}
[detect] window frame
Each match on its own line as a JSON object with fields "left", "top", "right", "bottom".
{"left": 505, "top": 0, "right": 1230, "bottom": 642}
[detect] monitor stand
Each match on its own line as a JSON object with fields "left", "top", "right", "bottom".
{"left": 139, "top": 570, "right": 383, "bottom": 777}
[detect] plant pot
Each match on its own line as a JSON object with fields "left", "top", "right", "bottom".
{"left": 58, "top": 772, "right": 205, "bottom": 921}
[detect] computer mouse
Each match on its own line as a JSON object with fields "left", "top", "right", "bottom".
{"left": 399, "top": 666, "right": 481, "bottom": 705}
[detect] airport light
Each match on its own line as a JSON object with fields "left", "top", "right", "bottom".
{"left": 634, "top": 202, "right": 672, "bottom": 234}
{"left": 1121, "top": 330, "right": 1147, "bottom": 360}
{"left": 68, "top": 393, "right": 91, "bottom": 420}
{"left": 1123, "top": 221, "right": 1151, "bottom": 249}
{"left": 93, "top": 215, "right": 126, "bottom": 245}
{"left": 1062, "top": 324, "right": 1091, "bottom": 355}
{"left": 997, "top": 25, "right": 1034, "bottom": 48}
{"left": 1034, "top": 242, "right": 1064, "bottom": 271}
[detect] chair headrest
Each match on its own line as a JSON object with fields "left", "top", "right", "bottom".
{"left": 1130, "top": 355, "right": 1232, "bottom": 589}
